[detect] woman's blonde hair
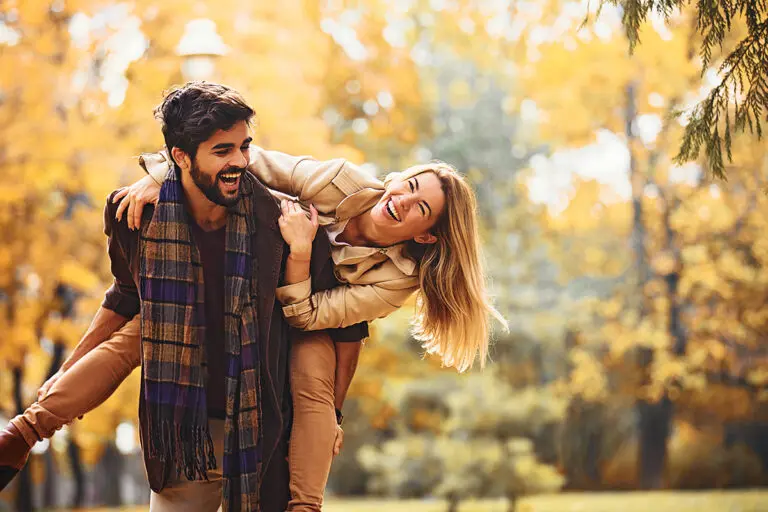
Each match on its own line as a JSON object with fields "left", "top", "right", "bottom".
{"left": 386, "top": 162, "right": 508, "bottom": 372}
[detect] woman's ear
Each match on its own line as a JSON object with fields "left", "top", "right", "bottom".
{"left": 170, "top": 146, "right": 191, "bottom": 171}
{"left": 413, "top": 232, "right": 437, "bottom": 245}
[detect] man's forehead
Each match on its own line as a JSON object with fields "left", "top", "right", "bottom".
{"left": 201, "top": 121, "right": 251, "bottom": 146}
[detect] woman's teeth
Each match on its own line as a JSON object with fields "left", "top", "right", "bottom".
{"left": 386, "top": 199, "right": 401, "bottom": 222}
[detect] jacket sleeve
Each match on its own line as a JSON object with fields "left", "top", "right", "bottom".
{"left": 246, "top": 146, "right": 380, "bottom": 215}
{"left": 141, "top": 146, "right": 380, "bottom": 216}
{"left": 101, "top": 191, "right": 141, "bottom": 319}
{"left": 275, "top": 276, "right": 418, "bottom": 330}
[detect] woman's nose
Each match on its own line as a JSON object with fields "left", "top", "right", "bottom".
{"left": 399, "top": 195, "right": 415, "bottom": 211}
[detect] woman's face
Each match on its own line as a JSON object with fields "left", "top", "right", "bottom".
{"left": 369, "top": 171, "right": 446, "bottom": 244}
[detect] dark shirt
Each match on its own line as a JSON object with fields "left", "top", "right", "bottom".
{"left": 100, "top": 181, "right": 368, "bottom": 500}
{"left": 102, "top": 190, "right": 368, "bottom": 343}
{"left": 100, "top": 191, "right": 368, "bottom": 409}
{"left": 189, "top": 223, "right": 227, "bottom": 418}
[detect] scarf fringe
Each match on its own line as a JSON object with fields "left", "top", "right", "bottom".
{"left": 148, "top": 419, "right": 217, "bottom": 481}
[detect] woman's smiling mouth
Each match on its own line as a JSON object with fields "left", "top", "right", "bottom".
{"left": 386, "top": 198, "right": 401, "bottom": 222}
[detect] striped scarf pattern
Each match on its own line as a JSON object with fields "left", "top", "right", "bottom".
{"left": 140, "top": 167, "right": 263, "bottom": 510}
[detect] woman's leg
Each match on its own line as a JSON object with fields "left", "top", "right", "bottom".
{"left": 287, "top": 331, "right": 338, "bottom": 512}
{"left": 0, "top": 315, "right": 141, "bottom": 487}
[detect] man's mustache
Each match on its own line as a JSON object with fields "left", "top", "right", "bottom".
{"left": 216, "top": 167, "right": 246, "bottom": 179}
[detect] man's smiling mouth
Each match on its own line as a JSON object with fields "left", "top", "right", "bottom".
{"left": 219, "top": 171, "right": 243, "bottom": 185}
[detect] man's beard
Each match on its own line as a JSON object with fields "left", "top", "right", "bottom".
{"left": 189, "top": 161, "right": 245, "bottom": 207}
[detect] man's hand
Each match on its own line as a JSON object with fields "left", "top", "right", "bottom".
{"left": 113, "top": 174, "right": 162, "bottom": 230}
{"left": 333, "top": 424, "right": 344, "bottom": 457}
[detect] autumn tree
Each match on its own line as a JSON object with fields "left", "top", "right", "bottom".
{"left": 518, "top": 2, "right": 768, "bottom": 488}
{"left": 595, "top": 0, "right": 768, "bottom": 177}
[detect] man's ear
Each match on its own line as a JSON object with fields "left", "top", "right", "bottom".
{"left": 170, "top": 147, "right": 191, "bottom": 171}
{"left": 413, "top": 232, "right": 437, "bottom": 245}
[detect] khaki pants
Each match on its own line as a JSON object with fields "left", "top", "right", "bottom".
{"left": 287, "top": 331, "right": 338, "bottom": 512}
{"left": 149, "top": 419, "right": 225, "bottom": 512}
{"left": 10, "top": 316, "right": 143, "bottom": 447}
{"left": 10, "top": 317, "right": 339, "bottom": 511}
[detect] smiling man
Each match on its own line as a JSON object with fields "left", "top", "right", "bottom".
{"left": 0, "top": 81, "right": 371, "bottom": 512}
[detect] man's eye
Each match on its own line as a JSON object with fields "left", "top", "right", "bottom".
{"left": 241, "top": 145, "right": 250, "bottom": 151}
{"left": 216, "top": 150, "right": 228, "bottom": 156}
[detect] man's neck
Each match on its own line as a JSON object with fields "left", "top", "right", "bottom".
{"left": 181, "top": 172, "right": 228, "bottom": 231}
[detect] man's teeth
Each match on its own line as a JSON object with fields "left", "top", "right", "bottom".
{"left": 386, "top": 200, "right": 401, "bottom": 222}
{"left": 221, "top": 173, "right": 241, "bottom": 179}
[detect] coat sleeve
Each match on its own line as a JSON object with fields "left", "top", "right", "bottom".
{"left": 275, "top": 275, "right": 418, "bottom": 330}
{"left": 101, "top": 191, "right": 140, "bottom": 319}
{"left": 140, "top": 146, "right": 380, "bottom": 216}
{"left": 245, "top": 146, "right": 379, "bottom": 215}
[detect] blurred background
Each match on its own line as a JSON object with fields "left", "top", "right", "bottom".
{"left": 1, "top": 0, "right": 767, "bottom": 511}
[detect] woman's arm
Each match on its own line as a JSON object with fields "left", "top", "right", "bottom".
{"left": 130, "top": 146, "right": 382, "bottom": 219}
{"left": 276, "top": 275, "right": 419, "bottom": 331}
{"left": 278, "top": 200, "right": 318, "bottom": 288}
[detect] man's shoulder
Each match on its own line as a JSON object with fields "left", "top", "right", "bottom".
{"left": 103, "top": 189, "right": 154, "bottom": 240}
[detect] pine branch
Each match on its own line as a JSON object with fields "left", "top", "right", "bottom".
{"left": 596, "top": 0, "right": 767, "bottom": 179}
{"left": 675, "top": 17, "right": 768, "bottom": 178}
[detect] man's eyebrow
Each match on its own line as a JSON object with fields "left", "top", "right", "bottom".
{"left": 242, "top": 137, "right": 253, "bottom": 146}
{"left": 212, "top": 142, "right": 235, "bottom": 150}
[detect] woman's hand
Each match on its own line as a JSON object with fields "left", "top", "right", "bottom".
{"left": 278, "top": 200, "right": 319, "bottom": 259}
{"left": 113, "top": 175, "right": 162, "bottom": 230}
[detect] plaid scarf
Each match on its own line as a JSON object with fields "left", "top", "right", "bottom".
{"left": 140, "top": 168, "right": 263, "bottom": 511}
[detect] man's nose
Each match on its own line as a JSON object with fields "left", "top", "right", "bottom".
{"left": 231, "top": 151, "right": 248, "bottom": 169}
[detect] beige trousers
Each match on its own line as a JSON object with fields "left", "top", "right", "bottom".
{"left": 10, "top": 316, "right": 143, "bottom": 447}
{"left": 286, "top": 331, "right": 338, "bottom": 512}
{"left": 10, "top": 317, "right": 339, "bottom": 511}
{"left": 149, "top": 419, "right": 225, "bottom": 512}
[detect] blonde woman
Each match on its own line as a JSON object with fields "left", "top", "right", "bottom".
{"left": 132, "top": 146, "right": 506, "bottom": 371}
{"left": 0, "top": 145, "right": 505, "bottom": 511}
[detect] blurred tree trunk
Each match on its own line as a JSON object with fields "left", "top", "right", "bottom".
{"left": 561, "top": 399, "right": 603, "bottom": 489}
{"left": 99, "top": 441, "right": 124, "bottom": 506}
{"left": 13, "top": 366, "right": 34, "bottom": 512}
{"left": 67, "top": 439, "right": 85, "bottom": 509}
{"left": 506, "top": 493, "right": 518, "bottom": 512}
{"left": 625, "top": 77, "right": 669, "bottom": 489}
{"left": 446, "top": 494, "right": 460, "bottom": 512}
{"left": 41, "top": 342, "right": 65, "bottom": 508}
{"left": 62, "top": 397, "right": 85, "bottom": 508}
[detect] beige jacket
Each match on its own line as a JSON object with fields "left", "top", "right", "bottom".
{"left": 140, "top": 146, "right": 420, "bottom": 330}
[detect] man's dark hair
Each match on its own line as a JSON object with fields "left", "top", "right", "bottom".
{"left": 154, "top": 81, "right": 255, "bottom": 167}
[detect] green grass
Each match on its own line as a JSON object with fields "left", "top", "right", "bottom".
{"left": 323, "top": 491, "right": 768, "bottom": 512}
{"left": 72, "top": 490, "right": 768, "bottom": 511}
